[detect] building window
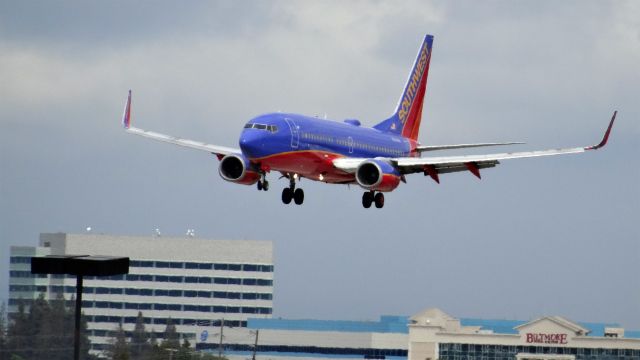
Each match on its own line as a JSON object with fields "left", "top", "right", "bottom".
{"left": 214, "top": 264, "right": 228, "bottom": 270}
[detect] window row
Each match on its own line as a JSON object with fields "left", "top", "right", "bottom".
{"left": 9, "top": 256, "right": 32, "bottom": 264}
{"left": 130, "top": 260, "right": 273, "bottom": 273}
{"left": 9, "top": 285, "right": 47, "bottom": 293}
{"left": 10, "top": 256, "right": 273, "bottom": 272}
{"left": 10, "top": 257, "right": 274, "bottom": 272}
{"left": 9, "top": 271, "right": 47, "bottom": 278}
{"left": 49, "top": 285, "right": 272, "bottom": 300}
{"left": 86, "top": 315, "right": 246, "bottom": 328}
{"left": 89, "top": 329, "right": 195, "bottom": 340}
{"left": 11, "top": 271, "right": 273, "bottom": 286}
{"left": 82, "top": 300, "right": 272, "bottom": 314}
{"left": 196, "top": 343, "right": 408, "bottom": 357}
{"left": 439, "top": 343, "right": 640, "bottom": 359}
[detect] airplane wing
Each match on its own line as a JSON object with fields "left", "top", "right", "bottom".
{"left": 416, "top": 142, "right": 524, "bottom": 152}
{"left": 121, "top": 90, "right": 239, "bottom": 157}
{"left": 333, "top": 111, "right": 616, "bottom": 183}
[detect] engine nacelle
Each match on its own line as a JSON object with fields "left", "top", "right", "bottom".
{"left": 218, "top": 154, "right": 260, "bottom": 185}
{"left": 355, "top": 159, "right": 401, "bottom": 192}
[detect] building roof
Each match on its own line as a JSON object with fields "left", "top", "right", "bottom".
{"left": 248, "top": 309, "right": 640, "bottom": 339}
{"left": 248, "top": 316, "right": 409, "bottom": 334}
{"left": 515, "top": 316, "right": 592, "bottom": 336}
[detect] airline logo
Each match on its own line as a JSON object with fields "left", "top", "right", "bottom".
{"left": 398, "top": 41, "right": 430, "bottom": 125}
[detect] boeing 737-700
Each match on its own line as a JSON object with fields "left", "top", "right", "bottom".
{"left": 122, "top": 34, "right": 616, "bottom": 208}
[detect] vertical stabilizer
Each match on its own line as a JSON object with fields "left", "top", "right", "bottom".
{"left": 374, "top": 35, "right": 433, "bottom": 141}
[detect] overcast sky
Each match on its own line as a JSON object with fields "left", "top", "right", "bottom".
{"left": 1, "top": 1, "right": 639, "bottom": 329}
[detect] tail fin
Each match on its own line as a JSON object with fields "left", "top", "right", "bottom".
{"left": 374, "top": 34, "right": 434, "bottom": 141}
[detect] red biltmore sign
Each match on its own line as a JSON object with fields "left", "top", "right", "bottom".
{"left": 526, "top": 333, "right": 568, "bottom": 344}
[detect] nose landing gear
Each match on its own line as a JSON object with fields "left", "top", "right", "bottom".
{"left": 282, "top": 174, "right": 304, "bottom": 205}
{"left": 362, "top": 191, "right": 384, "bottom": 209}
{"left": 257, "top": 174, "right": 269, "bottom": 191}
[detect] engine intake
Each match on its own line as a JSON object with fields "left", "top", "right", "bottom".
{"left": 355, "top": 159, "right": 401, "bottom": 192}
{"left": 218, "top": 154, "right": 260, "bottom": 185}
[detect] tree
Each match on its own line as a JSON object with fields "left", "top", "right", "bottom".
{"left": 6, "top": 299, "right": 30, "bottom": 360}
{"left": 160, "top": 319, "right": 180, "bottom": 351}
{"left": 106, "top": 322, "right": 130, "bottom": 360}
{"left": 175, "top": 338, "right": 191, "bottom": 360}
{"left": 4, "top": 295, "right": 93, "bottom": 360}
{"left": 148, "top": 328, "right": 164, "bottom": 360}
{"left": 0, "top": 302, "right": 7, "bottom": 360}
{"left": 130, "top": 312, "right": 150, "bottom": 360}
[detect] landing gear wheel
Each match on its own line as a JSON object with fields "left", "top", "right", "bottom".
{"left": 257, "top": 181, "right": 263, "bottom": 191}
{"left": 293, "top": 188, "right": 304, "bottom": 205}
{"left": 282, "top": 188, "right": 293, "bottom": 204}
{"left": 362, "top": 192, "right": 373, "bottom": 208}
{"left": 262, "top": 181, "right": 269, "bottom": 191}
{"left": 374, "top": 192, "right": 385, "bottom": 208}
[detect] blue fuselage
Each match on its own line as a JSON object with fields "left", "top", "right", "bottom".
{"left": 239, "top": 113, "right": 414, "bottom": 183}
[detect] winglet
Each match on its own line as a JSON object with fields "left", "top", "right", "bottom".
{"left": 585, "top": 111, "right": 616, "bottom": 150}
{"left": 122, "top": 90, "right": 132, "bottom": 129}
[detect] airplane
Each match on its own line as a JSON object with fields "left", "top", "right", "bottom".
{"left": 122, "top": 34, "right": 616, "bottom": 209}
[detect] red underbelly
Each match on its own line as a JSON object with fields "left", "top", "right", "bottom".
{"left": 256, "top": 151, "right": 354, "bottom": 183}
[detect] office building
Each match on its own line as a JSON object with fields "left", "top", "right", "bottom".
{"left": 8, "top": 233, "right": 274, "bottom": 352}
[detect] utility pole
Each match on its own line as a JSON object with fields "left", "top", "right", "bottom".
{"left": 218, "top": 318, "right": 225, "bottom": 358}
{"left": 251, "top": 329, "right": 259, "bottom": 360}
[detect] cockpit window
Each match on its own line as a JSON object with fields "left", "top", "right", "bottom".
{"left": 244, "top": 123, "right": 278, "bottom": 133}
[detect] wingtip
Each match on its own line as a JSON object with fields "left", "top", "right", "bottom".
{"left": 586, "top": 110, "right": 616, "bottom": 150}
{"left": 122, "top": 90, "right": 132, "bottom": 129}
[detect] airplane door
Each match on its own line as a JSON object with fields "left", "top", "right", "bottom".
{"left": 284, "top": 118, "right": 299, "bottom": 149}
{"left": 348, "top": 136, "right": 354, "bottom": 154}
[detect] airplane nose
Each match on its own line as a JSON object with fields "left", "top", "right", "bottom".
{"left": 239, "top": 130, "right": 264, "bottom": 157}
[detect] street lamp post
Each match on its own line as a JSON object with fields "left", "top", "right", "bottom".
{"left": 31, "top": 255, "right": 129, "bottom": 360}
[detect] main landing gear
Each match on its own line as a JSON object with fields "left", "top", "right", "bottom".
{"left": 362, "top": 191, "right": 384, "bottom": 209}
{"left": 282, "top": 175, "right": 304, "bottom": 205}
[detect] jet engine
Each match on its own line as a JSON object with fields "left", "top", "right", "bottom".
{"left": 355, "top": 159, "right": 401, "bottom": 192}
{"left": 218, "top": 154, "right": 260, "bottom": 185}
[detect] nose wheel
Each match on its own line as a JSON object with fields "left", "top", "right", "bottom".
{"left": 362, "top": 191, "right": 384, "bottom": 209}
{"left": 282, "top": 174, "right": 304, "bottom": 205}
{"left": 257, "top": 174, "right": 269, "bottom": 191}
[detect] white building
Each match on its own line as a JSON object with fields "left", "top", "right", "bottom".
{"left": 198, "top": 316, "right": 410, "bottom": 360}
{"left": 191, "top": 309, "right": 640, "bottom": 360}
{"left": 408, "top": 308, "right": 640, "bottom": 360}
{"left": 9, "top": 234, "right": 640, "bottom": 360}
{"left": 8, "top": 233, "right": 274, "bottom": 353}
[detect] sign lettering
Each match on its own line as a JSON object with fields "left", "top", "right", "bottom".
{"left": 526, "top": 333, "right": 568, "bottom": 344}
